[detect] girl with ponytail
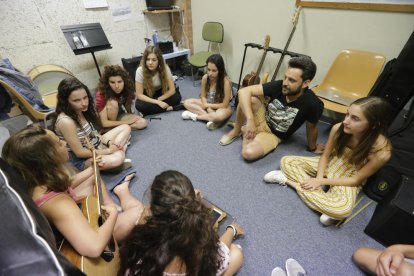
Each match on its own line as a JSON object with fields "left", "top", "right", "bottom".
{"left": 118, "top": 170, "right": 244, "bottom": 276}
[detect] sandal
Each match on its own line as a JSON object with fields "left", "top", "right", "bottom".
{"left": 110, "top": 170, "right": 137, "bottom": 192}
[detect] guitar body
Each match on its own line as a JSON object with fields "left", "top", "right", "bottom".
{"left": 242, "top": 71, "right": 259, "bottom": 87}
{"left": 241, "top": 35, "right": 270, "bottom": 88}
{"left": 59, "top": 195, "right": 120, "bottom": 275}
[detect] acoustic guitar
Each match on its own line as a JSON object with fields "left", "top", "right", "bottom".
{"left": 242, "top": 35, "right": 271, "bottom": 87}
{"left": 59, "top": 150, "right": 120, "bottom": 275}
{"left": 270, "top": 7, "right": 302, "bottom": 81}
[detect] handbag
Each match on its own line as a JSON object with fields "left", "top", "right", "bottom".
{"left": 363, "top": 165, "right": 401, "bottom": 202}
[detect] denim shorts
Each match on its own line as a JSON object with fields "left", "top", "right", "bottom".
{"left": 68, "top": 151, "right": 86, "bottom": 171}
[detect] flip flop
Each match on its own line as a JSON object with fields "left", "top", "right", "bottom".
{"left": 110, "top": 170, "right": 137, "bottom": 192}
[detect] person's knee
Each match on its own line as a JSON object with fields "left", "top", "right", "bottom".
{"left": 137, "top": 117, "right": 148, "bottom": 129}
{"left": 352, "top": 247, "right": 366, "bottom": 265}
{"left": 398, "top": 262, "right": 414, "bottom": 276}
{"left": 120, "top": 123, "right": 132, "bottom": 133}
{"left": 241, "top": 147, "right": 261, "bottom": 161}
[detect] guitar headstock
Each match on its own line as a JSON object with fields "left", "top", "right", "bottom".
{"left": 263, "top": 35, "right": 270, "bottom": 50}
{"left": 292, "top": 6, "right": 302, "bottom": 26}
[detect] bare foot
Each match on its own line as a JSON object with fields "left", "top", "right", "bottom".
{"left": 113, "top": 173, "right": 136, "bottom": 195}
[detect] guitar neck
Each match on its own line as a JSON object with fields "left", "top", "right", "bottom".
{"left": 92, "top": 150, "right": 104, "bottom": 215}
{"left": 271, "top": 7, "right": 301, "bottom": 81}
{"left": 254, "top": 51, "right": 268, "bottom": 84}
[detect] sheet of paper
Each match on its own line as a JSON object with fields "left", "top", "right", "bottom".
{"left": 112, "top": 3, "right": 132, "bottom": 22}
{"left": 83, "top": 0, "right": 108, "bottom": 9}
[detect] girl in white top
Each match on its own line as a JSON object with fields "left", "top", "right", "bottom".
{"left": 135, "top": 46, "right": 181, "bottom": 116}
{"left": 182, "top": 54, "right": 232, "bottom": 130}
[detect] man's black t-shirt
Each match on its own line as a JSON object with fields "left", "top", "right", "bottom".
{"left": 262, "top": 80, "right": 324, "bottom": 140}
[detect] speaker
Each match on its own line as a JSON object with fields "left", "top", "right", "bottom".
{"left": 364, "top": 176, "right": 414, "bottom": 246}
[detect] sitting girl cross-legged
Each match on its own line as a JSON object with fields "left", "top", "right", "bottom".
{"left": 118, "top": 170, "right": 244, "bottom": 276}
{"left": 181, "top": 54, "right": 233, "bottom": 130}
{"left": 96, "top": 65, "right": 147, "bottom": 130}
{"left": 135, "top": 46, "right": 181, "bottom": 116}
{"left": 264, "top": 96, "right": 392, "bottom": 226}
{"left": 54, "top": 77, "right": 131, "bottom": 172}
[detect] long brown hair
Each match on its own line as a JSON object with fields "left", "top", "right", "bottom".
{"left": 333, "top": 97, "right": 392, "bottom": 165}
{"left": 118, "top": 170, "right": 221, "bottom": 276}
{"left": 205, "top": 54, "right": 227, "bottom": 103}
{"left": 2, "top": 125, "right": 70, "bottom": 194}
{"left": 97, "top": 65, "right": 135, "bottom": 113}
{"left": 54, "top": 77, "right": 102, "bottom": 131}
{"left": 140, "top": 46, "right": 170, "bottom": 98}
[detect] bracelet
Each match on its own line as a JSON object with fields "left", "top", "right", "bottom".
{"left": 306, "top": 146, "right": 316, "bottom": 152}
{"left": 226, "top": 225, "right": 237, "bottom": 238}
{"left": 105, "top": 140, "right": 111, "bottom": 147}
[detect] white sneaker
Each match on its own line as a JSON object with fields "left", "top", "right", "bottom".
{"left": 271, "top": 267, "right": 287, "bottom": 276}
{"left": 319, "top": 214, "right": 337, "bottom": 226}
{"left": 181, "top": 110, "right": 197, "bottom": 121}
{"left": 263, "top": 170, "right": 287, "bottom": 185}
{"left": 206, "top": 121, "right": 218, "bottom": 130}
{"left": 285, "top": 258, "right": 307, "bottom": 276}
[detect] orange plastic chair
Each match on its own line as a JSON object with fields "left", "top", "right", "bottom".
{"left": 313, "top": 49, "right": 386, "bottom": 114}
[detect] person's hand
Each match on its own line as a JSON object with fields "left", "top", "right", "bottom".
{"left": 157, "top": 101, "right": 169, "bottom": 109}
{"left": 206, "top": 107, "right": 214, "bottom": 113}
{"left": 231, "top": 222, "right": 245, "bottom": 237}
{"left": 376, "top": 246, "right": 405, "bottom": 276}
{"left": 300, "top": 178, "right": 323, "bottom": 191}
{"left": 101, "top": 203, "right": 118, "bottom": 220}
{"left": 314, "top": 144, "right": 325, "bottom": 154}
{"left": 126, "top": 117, "right": 138, "bottom": 125}
{"left": 107, "top": 144, "right": 119, "bottom": 153}
{"left": 96, "top": 155, "right": 105, "bottom": 167}
{"left": 194, "top": 188, "right": 203, "bottom": 200}
{"left": 244, "top": 119, "right": 256, "bottom": 140}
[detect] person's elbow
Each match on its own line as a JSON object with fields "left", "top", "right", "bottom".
{"left": 79, "top": 244, "right": 106, "bottom": 258}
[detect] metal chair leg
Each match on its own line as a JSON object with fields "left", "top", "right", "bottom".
{"left": 336, "top": 197, "right": 373, "bottom": 228}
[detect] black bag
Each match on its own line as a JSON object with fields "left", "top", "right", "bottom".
{"left": 370, "top": 31, "right": 414, "bottom": 119}
{"left": 364, "top": 176, "right": 414, "bottom": 247}
{"left": 121, "top": 56, "right": 142, "bottom": 81}
{"left": 363, "top": 165, "right": 401, "bottom": 202}
{"left": 364, "top": 96, "right": 414, "bottom": 202}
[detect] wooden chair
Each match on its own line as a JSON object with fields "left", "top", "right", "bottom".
{"left": 188, "top": 22, "right": 224, "bottom": 86}
{"left": 0, "top": 80, "right": 54, "bottom": 126}
{"left": 313, "top": 49, "right": 386, "bottom": 115}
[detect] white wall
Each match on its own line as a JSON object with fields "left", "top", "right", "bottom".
{"left": 191, "top": 0, "right": 414, "bottom": 87}
{"left": 0, "top": 0, "right": 413, "bottom": 89}
{"left": 0, "top": 0, "right": 171, "bottom": 88}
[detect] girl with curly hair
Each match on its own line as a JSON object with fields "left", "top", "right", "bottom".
{"left": 96, "top": 65, "right": 147, "bottom": 130}
{"left": 264, "top": 96, "right": 393, "bottom": 226}
{"left": 54, "top": 77, "right": 131, "bottom": 171}
{"left": 135, "top": 46, "right": 181, "bottom": 116}
{"left": 181, "top": 54, "right": 232, "bottom": 130}
{"left": 118, "top": 170, "right": 244, "bottom": 276}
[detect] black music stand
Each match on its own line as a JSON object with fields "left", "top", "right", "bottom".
{"left": 61, "top": 23, "right": 112, "bottom": 77}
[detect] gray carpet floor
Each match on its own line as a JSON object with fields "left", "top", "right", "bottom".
{"left": 104, "top": 77, "right": 381, "bottom": 276}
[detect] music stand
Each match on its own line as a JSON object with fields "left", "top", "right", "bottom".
{"left": 61, "top": 23, "right": 112, "bottom": 77}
